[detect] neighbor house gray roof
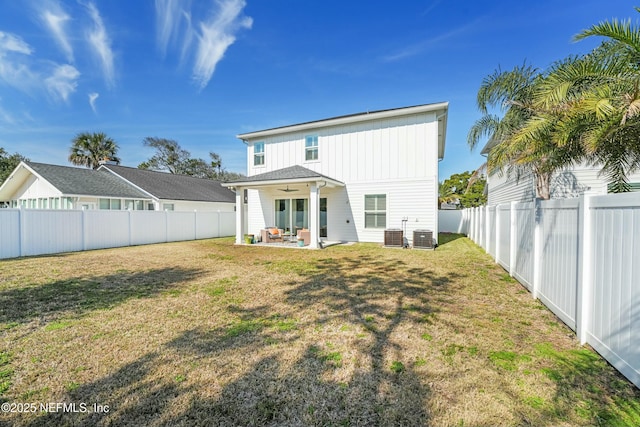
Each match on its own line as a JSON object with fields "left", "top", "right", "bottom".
{"left": 224, "top": 165, "right": 344, "bottom": 186}
{"left": 26, "top": 162, "right": 150, "bottom": 198}
{"left": 102, "top": 165, "right": 236, "bottom": 203}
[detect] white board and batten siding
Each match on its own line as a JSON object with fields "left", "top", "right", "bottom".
{"left": 243, "top": 111, "right": 441, "bottom": 243}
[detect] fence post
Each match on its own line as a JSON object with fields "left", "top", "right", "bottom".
{"left": 532, "top": 198, "right": 542, "bottom": 300}
{"left": 18, "top": 206, "right": 25, "bottom": 257}
{"left": 509, "top": 201, "right": 517, "bottom": 276}
{"left": 485, "top": 205, "right": 490, "bottom": 252}
{"left": 576, "top": 195, "right": 593, "bottom": 345}
{"left": 495, "top": 205, "right": 501, "bottom": 264}
{"left": 128, "top": 210, "right": 132, "bottom": 246}
{"left": 82, "top": 208, "right": 88, "bottom": 251}
{"left": 194, "top": 210, "right": 198, "bottom": 240}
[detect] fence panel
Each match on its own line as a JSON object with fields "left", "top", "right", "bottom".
{"left": 22, "top": 210, "right": 84, "bottom": 256}
{"left": 512, "top": 202, "right": 535, "bottom": 290}
{"left": 477, "top": 207, "right": 486, "bottom": 249}
{"left": 167, "top": 211, "right": 197, "bottom": 242}
{"left": 588, "top": 193, "right": 640, "bottom": 387}
{"left": 538, "top": 199, "right": 580, "bottom": 330}
{"left": 84, "top": 210, "right": 131, "bottom": 250}
{"left": 438, "top": 210, "right": 465, "bottom": 234}
{"left": 0, "top": 210, "right": 21, "bottom": 259}
{"left": 129, "top": 211, "right": 168, "bottom": 246}
{"left": 219, "top": 212, "right": 235, "bottom": 237}
{"left": 496, "top": 204, "right": 511, "bottom": 269}
{"left": 195, "top": 212, "right": 219, "bottom": 239}
{"left": 487, "top": 206, "right": 496, "bottom": 258}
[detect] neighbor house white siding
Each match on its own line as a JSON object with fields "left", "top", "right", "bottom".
{"left": 487, "top": 162, "right": 640, "bottom": 205}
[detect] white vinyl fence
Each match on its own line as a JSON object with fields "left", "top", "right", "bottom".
{"left": 0, "top": 208, "right": 235, "bottom": 260}
{"left": 464, "top": 193, "right": 640, "bottom": 389}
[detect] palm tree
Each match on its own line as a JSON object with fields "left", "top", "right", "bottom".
{"left": 467, "top": 64, "right": 579, "bottom": 199}
{"left": 69, "top": 132, "right": 120, "bottom": 169}
{"left": 524, "top": 10, "right": 640, "bottom": 192}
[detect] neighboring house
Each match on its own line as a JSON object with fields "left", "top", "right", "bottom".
{"left": 0, "top": 161, "right": 151, "bottom": 210}
{"left": 0, "top": 161, "right": 236, "bottom": 211}
{"left": 99, "top": 164, "right": 236, "bottom": 212}
{"left": 480, "top": 144, "right": 640, "bottom": 206}
{"left": 223, "top": 102, "right": 448, "bottom": 248}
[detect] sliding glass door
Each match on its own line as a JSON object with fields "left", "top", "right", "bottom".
{"left": 275, "top": 197, "right": 327, "bottom": 237}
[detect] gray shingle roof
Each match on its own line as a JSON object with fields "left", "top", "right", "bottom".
{"left": 102, "top": 165, "right": 236, "bottom": 203}
{"left": 226, "top": 165, "right": 343, "bottom": 185}
{"left": 27, "top": 162, "right": 150, "bottom": 199}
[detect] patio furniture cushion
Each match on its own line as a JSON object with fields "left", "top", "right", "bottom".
{"left": 268, "top": 227, "right": 280, "bottom": 236}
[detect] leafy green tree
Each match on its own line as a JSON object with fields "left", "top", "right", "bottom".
{"left": 69, "top": 132, "right": 120, "bottom": 169}
{"left": 439, "top": 171, "right": 486, "bottom": 208}
{"left": 139, "top": 137, "right": 245, "bottom": 181}
{"left": 0, "top": 148, "right": 28, "bottom": 186}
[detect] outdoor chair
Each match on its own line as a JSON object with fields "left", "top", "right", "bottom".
{"left": 261, "top": 227, "right": 284, "bottom": 243}
{"left": 296, "top": 228, "right": 310, "bottom": 246}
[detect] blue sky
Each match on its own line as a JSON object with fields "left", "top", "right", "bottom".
{"left": 0, "top": 0, "right": 634, "bottom": 180}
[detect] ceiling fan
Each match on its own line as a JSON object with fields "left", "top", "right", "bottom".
{"left": 279, "top": 185, "right": 299, "bottom": 192}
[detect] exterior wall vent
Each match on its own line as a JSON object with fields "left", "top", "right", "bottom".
{"left": 413, "top": 229, "right": 434, "bottom": 249}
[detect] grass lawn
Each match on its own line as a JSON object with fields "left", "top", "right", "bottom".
{"left": 0, "top": 234, "right": 639, "bottom": 426}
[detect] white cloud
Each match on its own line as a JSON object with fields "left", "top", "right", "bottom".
{"left": 39, "top": 2, "right": 74, "bottom": 63}
{"left": 85, "top": 2, "right": 115, "bottom": 87}
{"left": 0, "top": 31, "right": 38, "bottom": 92}
{"left": 88, "top": 92, "right": 99, "bottom": 112}
{"left": 154, "top": 0, "right": 252, "bottom": 90}
{"left": 155, "top": 0, "right": 186, "bottom": 55}
{"left": 45, "top": 64, "right": 80, "bottom": 102}
{"left": 0, "top": 31, "right": 33, "bottom": 55}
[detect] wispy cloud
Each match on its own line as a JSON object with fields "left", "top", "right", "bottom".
{"left": 0, "top": 31, "right": 33, "bottom": 55}
{"left": 382, "top": 18, "right": 484, "bottom": 62}
{"left": 39, "top": 1, "right": 74, "bottom": 63}
{"left": 44, "top": 64, "right": 80, "bottom": 102}
{"left": 154, "top": 0, "right": 252, "bottom": 90}
{"left": 0, "top": 31, "right": 38, "bottom": 92}
{"left": 155, "top": 0, "right": 185, "bottom": 55}
{"left": 84, "top": 2, "right": 115, "bottom": 87}
{"left": 88, "top": 92, "right": 99, "bottom": 112}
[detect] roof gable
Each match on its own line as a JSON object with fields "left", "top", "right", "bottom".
{"left": 223, "top": 165, "right": 344, "bottom": 187}
{"left": 101, "top": 165, "right": 236, "bottom": 203}
{"left": 0, "top": 162, "right": 150, "bottom": 199}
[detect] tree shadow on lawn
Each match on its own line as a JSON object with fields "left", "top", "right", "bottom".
{"left": 0, "top": 267, "right": 203, "bottom": 325}
{"left": 17, "top": 252, "right": 450, "bottom": 426}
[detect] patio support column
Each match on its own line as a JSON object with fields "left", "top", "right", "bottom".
{"left": 235, "top": 186, "right": 245, "bottom": 245}
{"left": 309, "top": 182, "right": 319, "bottom": 249}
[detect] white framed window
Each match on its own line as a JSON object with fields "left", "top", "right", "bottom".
{"left": 254, "top": 142, "right": 265, "bottom": 166}
{"left": 305, "top": 135, "right": 318, "bottom": 161}
{"left": 163, "top": 203, "right": 175, "bottom": 211}
{"left": 364, "top": 194, "right": 386, "bottom": 228}
{"left": 99, "top": 199, "right": 110, "bottom": 210}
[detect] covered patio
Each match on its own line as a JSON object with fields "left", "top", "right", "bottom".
{"left": 222, "top": 165, "right": 345, "bottom": 249}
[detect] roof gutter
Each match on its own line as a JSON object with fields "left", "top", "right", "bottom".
{"left": 237, "top": 102, "right": 449, "bottom": 140}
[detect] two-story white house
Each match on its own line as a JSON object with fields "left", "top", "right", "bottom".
{"left": 223, "top": 102, "right": 448, "bottom": 248}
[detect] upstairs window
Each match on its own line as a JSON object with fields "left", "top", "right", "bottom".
{"left": 254, "top": 142, "right": 265, "bottom": 166}
{"left": 305, "top": 135, "right": 318, "bottom": 161}
{"left": 364, "top": 194, "right": 386, "bottom": 228}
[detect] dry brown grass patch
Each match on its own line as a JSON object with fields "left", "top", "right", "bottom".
{"left": 0, "top": 235, "right": 638, "bottom": 426}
